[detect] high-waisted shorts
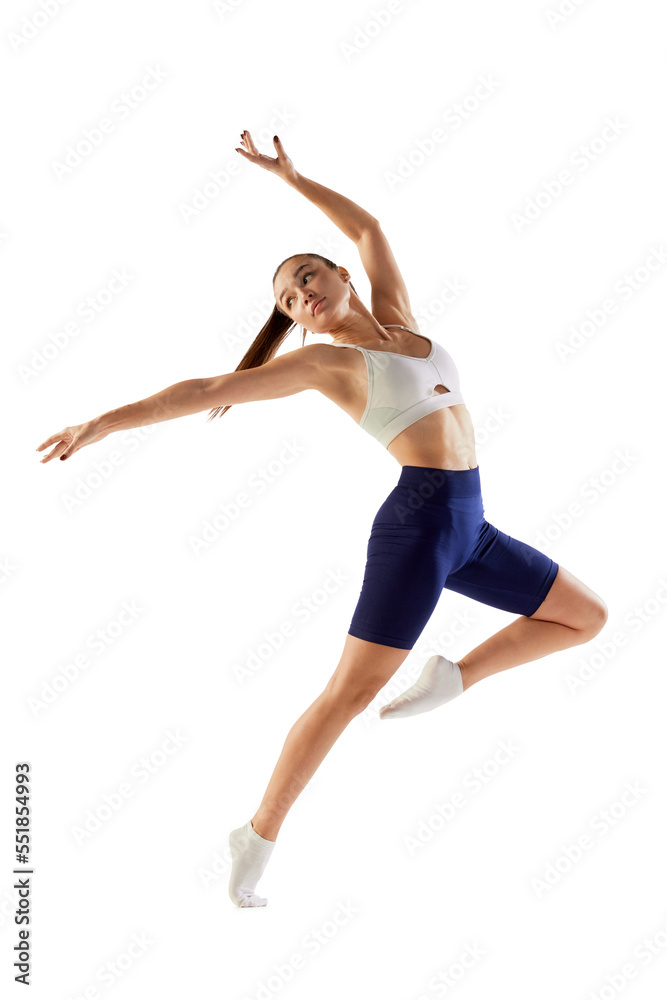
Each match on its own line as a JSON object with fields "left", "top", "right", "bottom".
{"left": 347, "top": 464, "right": 559, "bottom": 650}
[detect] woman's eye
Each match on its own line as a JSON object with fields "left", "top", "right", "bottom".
{"left": 287, "top": 273, "right": 312, "bottom": 309}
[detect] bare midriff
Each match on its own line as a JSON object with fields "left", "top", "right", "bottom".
{"left": 317, "top": 335, "right": 478, "bottom": 471}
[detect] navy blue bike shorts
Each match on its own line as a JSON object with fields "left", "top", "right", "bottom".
{"left": 347, "top": 464, "right": 559, "bottom": 650}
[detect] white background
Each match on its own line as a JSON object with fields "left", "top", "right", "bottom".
{"left": 3, "top": 0, "right": 667, "bottom": 997}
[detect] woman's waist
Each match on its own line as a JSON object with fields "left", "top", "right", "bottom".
{"left": 371, "top": 465, "right": 484, "bottom": 528}
{"left": 386, "top": 404, "right": 477, "bottom": 468}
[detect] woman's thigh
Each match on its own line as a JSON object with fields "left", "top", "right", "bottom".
{"left": 527, "top": 563, "right": 607, "bottom": 629}
{"left": 346, "top": 525, "right": 456, "bottom": 650}
{"left": 443, "top": 519, "right": 560, "bottom": 617}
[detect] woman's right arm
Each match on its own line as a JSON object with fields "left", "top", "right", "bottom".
{"left": 36, "top": 346, "right": 327, "bottom": 464}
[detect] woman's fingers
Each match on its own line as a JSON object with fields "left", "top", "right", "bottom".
{"left": 242, "top": 129, "right": 260, "bottom": 155}
{"left": 36, "top": 428, "right": 75, "bottom": 463}
{"left": 237, "top": 129, "right": 279, "bottom": 167}
{"left": 235, "top": 130, "right": 293, "bottom": 180}
{"left": 39, "top": 440, "right": 68, "bottom": 464}
{"left": 35, "top": 432, "right": 63, "bottom": 452}
{"left": 238, "top": 130, "right": 258, "bottom": 157}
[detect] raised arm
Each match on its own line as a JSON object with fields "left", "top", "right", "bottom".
{"left": 236, "top": 131, "right": 417, "bottom": 326}
{"left": 36, "top": 346, "right": 325, "bottom": 464}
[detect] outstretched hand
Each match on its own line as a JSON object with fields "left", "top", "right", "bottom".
{"left": 36, "top": 420, "right": 108, "bottom": 464}
{"left": 234, "top": 130, "right": 298, "bottom": 184}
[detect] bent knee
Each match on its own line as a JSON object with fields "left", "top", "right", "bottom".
{"left": 323, "top": 679, "right": 379, "bottom": 716}
{"left": 580, "top": 597, "right": 608, "bottom": 636}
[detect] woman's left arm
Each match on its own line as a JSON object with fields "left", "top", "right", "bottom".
{"left": 284, "top": 169, "right": 379, "bottom": 243}
{"left": 236, "top": 131, "right": 378, "bottom": 242}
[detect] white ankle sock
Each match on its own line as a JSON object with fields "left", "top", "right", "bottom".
{"left": 379, "top": 655, "right": 463, "bottom": 720}
{"left": 228, "top": 819, "right": 276, "bottom": 907}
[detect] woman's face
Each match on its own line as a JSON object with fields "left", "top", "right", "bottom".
{"left": 274, "top": 256, "right": 350, "bottom": 333}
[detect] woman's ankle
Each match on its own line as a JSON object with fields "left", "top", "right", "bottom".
{"left": 251, "top": 815, "right": 280, "bottom": 842}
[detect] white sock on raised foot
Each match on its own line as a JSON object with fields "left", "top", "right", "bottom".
{"left": 228, "top": 819, "right": 276, "bottom": 907}
{"left": 379, "top": 655, "right": 464, "bottom": 720}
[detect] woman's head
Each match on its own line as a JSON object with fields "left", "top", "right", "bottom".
{"left": 272, "top": 252, "right": 359, "bottom": 335}
{"left": 207, "top": 252, "right": 358, "bottom": 421}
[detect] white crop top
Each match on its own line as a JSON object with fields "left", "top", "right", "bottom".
{"left": 334, "top": 325, "right": 465, "bottom": 448}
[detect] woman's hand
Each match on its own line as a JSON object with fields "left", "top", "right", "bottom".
{"left": 234, "top": 130, "right": 298, "bottom": 184}
{"left": 36, "top": 419, "right": 108, "bottom": 464}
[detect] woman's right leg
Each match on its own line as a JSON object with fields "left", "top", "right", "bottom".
{"left": 228, "top": 635, "right": 411, "bottom": 906}
{"left": 230, "top": 466, "right": 466, "bottom": 904}
{"left": 251, "top": 634, "right": 411, "bottom": 841}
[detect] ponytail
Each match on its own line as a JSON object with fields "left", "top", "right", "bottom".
{"left": 206, "top": 305, "right": 299, "bottom": 421}
{"left": 206, "top": 252, "right": 358, "bottom": 421}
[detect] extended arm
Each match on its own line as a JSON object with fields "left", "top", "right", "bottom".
{"left": 93, "top": 377, "right": 206, "bottom": 434}
{"left": 36, "top": 347, "right": 325, "bottom": 463}
{"left": 235, "top": 132, "right": 417, "bottom": 322}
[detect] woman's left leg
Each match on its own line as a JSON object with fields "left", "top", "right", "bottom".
{"left": 456, "top": 563, "right": 608, "bottom": 690}
{"left": 381, "top": 514, "right": 609, "bottom": 718}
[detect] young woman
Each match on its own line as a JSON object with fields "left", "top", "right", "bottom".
{"left": 37, "top": 131, "right": 608, "bottom": 908}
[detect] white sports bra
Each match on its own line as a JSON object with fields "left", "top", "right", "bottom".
{"left": 333, "top": 325, "right": 465, "bottom": 448}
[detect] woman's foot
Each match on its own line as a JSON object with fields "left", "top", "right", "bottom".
{"left": 379, "top": 655, "right": 464, "bottom": 720}
{"left": 228, "top": 819, "right": 276, "bottom": 907}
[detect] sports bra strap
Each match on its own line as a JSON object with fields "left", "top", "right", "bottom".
{"left": 382, "top": 323, "right": 419, "bottom": 335}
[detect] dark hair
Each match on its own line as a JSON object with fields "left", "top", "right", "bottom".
{"left": 206, "top": 252, "right": 359, "bottom": 420}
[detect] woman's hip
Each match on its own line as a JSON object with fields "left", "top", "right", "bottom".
{"left": 372, "top": 464, "right": 484, "bottom": 531}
